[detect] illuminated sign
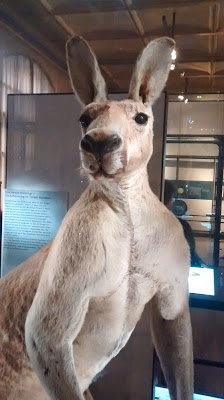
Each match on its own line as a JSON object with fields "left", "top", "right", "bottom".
{"left": 154, "top": 386, "right": 222, "bottom": 400}
{"left": 1, "top": 189, "right": 68, "bottom": 276}
{"left": 188, "top": 266, "right": 214, "bottom": 296}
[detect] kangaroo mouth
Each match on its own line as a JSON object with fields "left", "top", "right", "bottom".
{"left": 92, "top": 167, "right": 111, "bottom": 179}
{"left": 87, "top": 158, "right": 111, "bottom": 178}
{"left": 88, "top": 162, "right": 115, "bottom": 179}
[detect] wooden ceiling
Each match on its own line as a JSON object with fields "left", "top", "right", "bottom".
{"left": 1, "top": 0, "right": 224, "bottom": 93}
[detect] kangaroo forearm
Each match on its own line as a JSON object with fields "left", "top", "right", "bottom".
{"left": 151, "top": 302, "right": 193, "bottom": 400}
{"left": 25, "top": 330, "right": 83, "bottom": 400}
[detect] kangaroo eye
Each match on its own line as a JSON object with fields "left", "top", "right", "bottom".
{"left": 134, "top": 113, "right": 148, "bottom": 125}
{"left": 79, "top": 114, "right": 92, "bottom": 128}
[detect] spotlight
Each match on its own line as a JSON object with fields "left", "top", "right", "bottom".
{"left": 171, "top": 49, "right": 177, "bottom": 60}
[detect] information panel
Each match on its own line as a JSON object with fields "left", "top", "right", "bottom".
{"left": 1, "top": 189, "right": 68, "bottom": 276}
{"left": 154, "top": 386, "right": 222, "bottom": 400}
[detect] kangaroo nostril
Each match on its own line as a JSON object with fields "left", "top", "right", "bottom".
{"left": 80, "top": 135, "right": 95, "bottom": 154}
{"left": 80, "top": 133, "right": 122, "bottom": 160}
{"left": 104, "top": 134, "right": 122, "bottom": 154}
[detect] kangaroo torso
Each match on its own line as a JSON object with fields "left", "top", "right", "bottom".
{"left": 69, "top": 180, "right": 188, "bottom": 391}
{"left": 0, "top": 177, "right": 189, "bottom": 399}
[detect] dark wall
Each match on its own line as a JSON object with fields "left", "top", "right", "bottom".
{"left": 91, "top": 304, "right": 154, "bottom": 400}
{"left": 191, "top": 308, "right": 224, "bottom": 398}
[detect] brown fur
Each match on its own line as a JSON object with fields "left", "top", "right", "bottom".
{"left": 0, "top": 244, "right": 51, "bottom": 399}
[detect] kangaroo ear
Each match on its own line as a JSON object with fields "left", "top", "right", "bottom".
{"left": 128, "top": 37, "right": 175, "bottom": 108}
{"left": 66, "top": 36, "right": 107, "bottom": 106}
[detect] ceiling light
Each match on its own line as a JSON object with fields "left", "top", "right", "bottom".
{"left": 170, "top": 63, "right": 175, "bottom": 70}
{"left": 185, "top": 99, "right": 188, "bottom": 103}
{"left": 171, "top": 49, "right": 177, "bottom": 60}
{"left": 178, "top": 95, "right": 184, "bottom": 100}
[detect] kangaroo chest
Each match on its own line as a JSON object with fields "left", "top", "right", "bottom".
{"left": 75, "top": 202, "right": 161, "bottom": 387}
{"left": 75, "top": 254, "right": 156, "bottom": 389}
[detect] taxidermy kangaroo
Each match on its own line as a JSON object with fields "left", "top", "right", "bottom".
{"left": 0, "top": 36, "right": 193, "bottom": 400}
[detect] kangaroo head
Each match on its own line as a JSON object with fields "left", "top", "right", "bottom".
{"left": 66, "top": 36, "right": 175, "bottom": 181}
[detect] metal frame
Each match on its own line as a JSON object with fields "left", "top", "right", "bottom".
{"left": 165, "top": 135, "right": 224, "bottom": 308}
{"left": 163, "top": 94, "right": 224, "bottom": 310}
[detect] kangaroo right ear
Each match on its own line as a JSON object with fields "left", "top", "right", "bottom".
{"left": 128, "top": 37, "right": 175, "bottom": 108}
{"left": 66, "top": 36, "right": 107, "bottom": 106}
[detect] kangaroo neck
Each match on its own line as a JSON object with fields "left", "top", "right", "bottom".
{"left": 87, "top": 167, "right": 153, "bottom": 208}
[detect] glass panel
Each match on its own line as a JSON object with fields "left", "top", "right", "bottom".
{"left": 153, "top": 353, "right": 224, "bottom": 399}
{"left": 167, "top": 99, "right": 224, "bottom": 136}
{"left": 220, "top": 171, "right": 224, "bottom": 267}
{"left": 164, "top": 94, "right": 224, "bottom": 302}
{"left": 6, "top": 94, "right": 83, "bottom": 208}
{"left": 154, "top": 386, "right": 223, "bottom": 400}
{"left": 165, "top": 141, "right": 219, "bottom": 268}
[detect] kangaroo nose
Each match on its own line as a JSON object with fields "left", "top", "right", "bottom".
{"left": 80, "top": 134, "right": 122, "bottom": 159}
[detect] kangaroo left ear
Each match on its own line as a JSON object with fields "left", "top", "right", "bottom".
{"left": 128, "top": 37, "right": 175, "bottom": 108}
{"left": 66, "top": 36, "right": 107, "bottom": 106}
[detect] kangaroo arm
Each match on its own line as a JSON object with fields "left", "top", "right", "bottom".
{"left": 25, "top": 295, "right": 89, "bottom": 400}
{"left": 25, "top": 219, "right": 106, "bottom": 400}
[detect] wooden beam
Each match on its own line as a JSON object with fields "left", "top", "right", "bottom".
{"left": 177, "top": 74, "right": 224, "bottom": 78}
{"left": 208, "top": 2, "right": 220, "bottom": 91}
{"left": 74, "top": 29, "right": 224, "bottom": 43}
{"left": 38, "top": 0, "right": 74, "bottom": 37}
{"left": 101, "top": 66, "right": 121, "bottom": 92}
{"left": 50, "top": 0, "right": 219, "bottom": 15}
{"left": 0, "top": 7, "right": 67, "bottom": 71}
{"left": 39, "top": 0, "right": 122, "bottom": 90}
{"left": 175, "top": 30, "right": 224, "bottom": 38}
{"left": 80, "top": 31, "right": 139, "bottom": 41}
{"left": 99, "top": 56, "right": 224, "bottom": 65}
{"left": 121, "top": 0, "right": 148, "bottom": 47}
{"left": 49, "top": 1, "right": 125, "bottom": 15}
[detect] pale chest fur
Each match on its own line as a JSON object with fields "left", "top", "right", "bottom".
{"left": 74, "top": 188, "right": 189, "bottom": 389}
{"left": 73, "top": 199, "right": 162, "bottom": 388}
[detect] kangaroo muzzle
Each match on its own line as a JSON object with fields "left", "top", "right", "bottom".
{"left": 80, "top": 134, "right": 122, "bottom": 167}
